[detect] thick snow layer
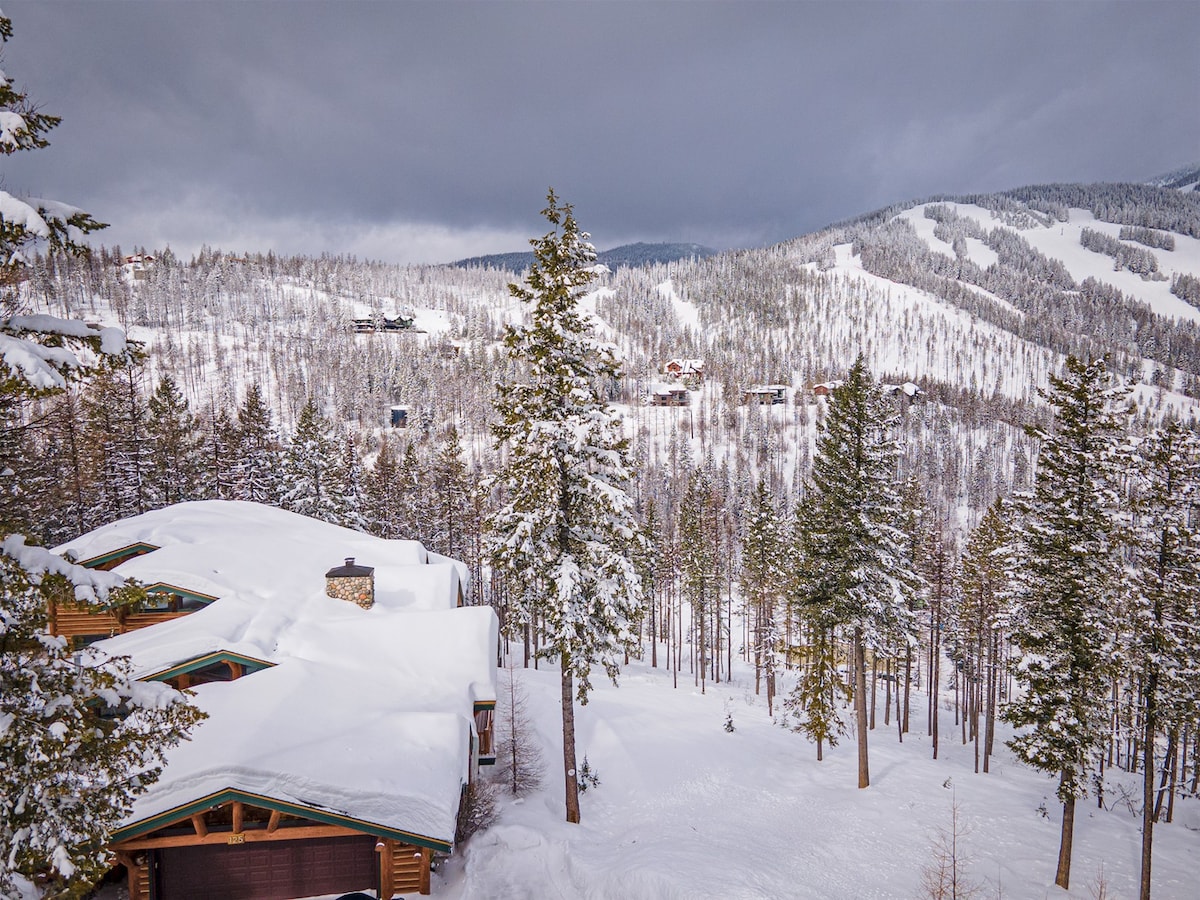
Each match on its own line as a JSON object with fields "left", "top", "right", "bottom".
{"left": 440, "top": 659, "right": 1199, "bottom": 900}
{"left": 56, "top": 501, "right": 498, "bottom": 844}
{"left": 127, "top": 663, "right": 473, "bottom": 844}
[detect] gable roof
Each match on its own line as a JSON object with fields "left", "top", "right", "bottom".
{"left": 57, "top": 500, "right": 497, "bottom": 850}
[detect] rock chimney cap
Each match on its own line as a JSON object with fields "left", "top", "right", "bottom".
{"left": 325, "top": 557, "right": 374, "bottom": 578}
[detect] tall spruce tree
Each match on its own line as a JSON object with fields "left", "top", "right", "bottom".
{"left": 955, "top": 498, "right": 1012, "bottom": 775}
{"left": 740, "top": 477, "right": 785, "bottom": 713}
{"left": 365, "top": 432, "right": 403, "bottom": 538}
{"left": 1003, "top": 355, "right": 1128, "bottom": 890}
{"left": 679, "top": 464, "right": 719, "bottom": 693}
{"left": 280, "top": 397, "right": 347, "bottom": 525}
{"left": 792, "top": 356, "right": 919, "bottom": 787}
{"left": 232, "top": 383, "right": 281, "bottom": 504}
{"left": 429, "top": 425, "right": 471, "bottom": 561}
{"left": 488, "top": 191, "right": 642, "bottom": 824}
{"left": 1126, "top": 419, "right": 1200, "bottom": 900}
{"left": 145, "top": 375, "right": 203, "bottom": 508}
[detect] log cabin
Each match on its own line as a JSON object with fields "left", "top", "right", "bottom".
{"left": 54, "top": 500, "right": 498, "bottom": 899}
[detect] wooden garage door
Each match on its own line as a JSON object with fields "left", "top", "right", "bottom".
{"left": 156, "top": 834, "right": 377, "bottom": 900}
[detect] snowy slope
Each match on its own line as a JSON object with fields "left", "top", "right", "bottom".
{"left": 441, "top": 658, "right": 1199, "bottom": 900}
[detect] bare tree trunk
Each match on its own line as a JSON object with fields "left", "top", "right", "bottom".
{"left": 1055, "top": 775, "right": 1075, "bottom": 890}
{"left": 560, "top": 655, "right": 580, "bottom": 824}
{"left": 1140, "top": 674, "right": 1156, "bottom": 900}
{"left": 650, "top": 590, "right": 657, "bottom": 668}
{"left": 854, "top": 627, "right": 870, "bottom": 789}
{"left": 1166, "top": 729, "right": 1179, "bottom": 824}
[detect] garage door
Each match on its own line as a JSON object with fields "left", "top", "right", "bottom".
{"left": 156, "top": 834, "right": 377, "bottom": 900}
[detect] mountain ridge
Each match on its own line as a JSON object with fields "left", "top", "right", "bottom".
{"left": 451, "top": 241, "right": 717, "bottom": 272}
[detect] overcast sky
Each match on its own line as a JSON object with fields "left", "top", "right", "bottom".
{"left": 3, "top": 1, "right": 1197, "bottom": 265}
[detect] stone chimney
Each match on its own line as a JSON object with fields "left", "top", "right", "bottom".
{"left": 324, "top": 557, "right": 375, "bottom": 610}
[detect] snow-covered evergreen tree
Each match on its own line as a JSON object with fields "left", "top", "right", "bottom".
{"left": 365, "top": 432, "right": 403, "bottom": 538}
{"left": 0, "top": 13, "right": 104, "bottom": 279}
{"left": 740, "top": 477, "right": 785, "bottom": 713}
{"left": 82, "top": 364, "right": 150, "bottom": 524}
{"left": 280, "top": 397, "right": 347, "bottom": 525}
{"left": 1003, "top": 355, "right": 1129, "bottom": 890}
{"left": 429, "top": 425, "right": 471, "bottom": 561}
{"left": 487, "top": 191, "right": 642, "bottom": 824}
{"left": 1, "top": 542, "right": 203, "bottom": 897}
{"left": 232, "top": 383, "right": 281, "bottom": 505}
{"left": 679, "top": 464, "right": 719, "bottom": 693}
{"left": 1125, "top": 419, "right": 1200, "bottom": 900}
{"left": 792, "top": 355, "right": 919, "bottom": 788}
{"left": 145, "top": 375, "right": 203, "bottom": 507}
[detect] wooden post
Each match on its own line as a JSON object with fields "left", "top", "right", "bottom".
{"left": 420, "top": 847, "right": 432, "bottom": 895}
{"left": 231, "top": 801, "right": 243, "bottom": 834}
{"left": 190, "top": 814, "right": 207, "bottom": 838}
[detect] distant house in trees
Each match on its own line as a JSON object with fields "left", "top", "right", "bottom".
{"left": 351, "top": 317, "right": 376, "bottom": 333}
{"left": 663, "top": 358, "right": 705, "bottom": 384}
{"left": 381, "top": 313, "right": 415, "bottom": 332}
{"left": 882, "top": 381, "right": 923, "bottom": 403}
{"left": 743, "top": 384, "right": 788, "bottom": 405}
{"left": 648, "top": 383, "right": 690, "bottom": 406}
{"left": 390, "top": 405, "right": 410, "bottom": 428}
{"left": 811, "top": 380, "right": 844, "bottom": 397}
{"left": 121, "top": 254, "right": 155, "bottom": 281}
{"left": 53, "top": 500, "right": 497, "bottom": 899}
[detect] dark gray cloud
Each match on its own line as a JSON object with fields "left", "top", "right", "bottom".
{"left": 3, "top": 0, "right": 1197, "bottom": 263}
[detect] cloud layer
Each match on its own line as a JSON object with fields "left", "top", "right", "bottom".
{"left": 4, "top": 1, "right": 1197, "bottom": 264}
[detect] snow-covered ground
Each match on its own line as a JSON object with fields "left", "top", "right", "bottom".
{"left": 437, "top": 655, "right": 1198, "bottom": 900}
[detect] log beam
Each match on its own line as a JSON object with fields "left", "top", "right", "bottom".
{"left": 112, "top": 823, "right": 366, "bottom": 851}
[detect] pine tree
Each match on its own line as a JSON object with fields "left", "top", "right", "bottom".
{"left": 145, "top": 376, "right": 203, "bottom": 508}
{"left": 0, "top": 13, "right": 104, "bottom": 281}
{"left": 1, "top": 541, "right": 203, "bottom": 897}
{"left": 740, "top": 477, "right": 786, "bottom": 714}
{"left": 232, "top": 384, "right": 281, "bottom": 505}
{"left": 280, "top": 397, "right": 347, "bottom": 525}
{"left": 82, "top": 359, "right": 150, "bottom": 525}
{"left": 679, "top": 464, "right": 719, "bottom": 694}
{"left": 487, "top": 191, "right": 642, "bottom": 824}
{"left": 955, "top": 498, "right": 1011, "bottom": 775}
{"left": 1125, "top": 419, "right": 1200, "bottom": 900}
{"left": 365, "top": 432, "right": 403, "bottom": 538}
{"left": 792, "top": 355, "right": 919, "bottom": 787}
{"left": 1003, "top": 355, "right": 1128, "bottom": 890}
{"left": 336, "top": 432, "right": 369, "bottom": 532}
{"left": 429, "top": 425, "right": 470, "bottom": 561}
{"left": 200, "top": 403, "right": 238, "bottom": 502}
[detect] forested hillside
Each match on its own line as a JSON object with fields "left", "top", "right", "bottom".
{"left": 7, "top": 178, "right": 1200, "bottom": 897}
{"left": 9, "top": 182, "right": 1199, "bottom": 549}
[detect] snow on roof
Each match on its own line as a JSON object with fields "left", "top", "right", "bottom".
{"left": 122, "top": 662, "right": 472, "bottom": 846}
{"left": 55, "top": 500, "right": 498, "bottom": 845}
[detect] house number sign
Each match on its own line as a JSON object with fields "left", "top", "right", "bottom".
{"left": 227, "top": 833, "right": 245, "bottom": 845}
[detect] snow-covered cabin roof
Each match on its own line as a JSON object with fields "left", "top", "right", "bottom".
{"left": 55, "top": 500, "right": 497, "bottom": 849}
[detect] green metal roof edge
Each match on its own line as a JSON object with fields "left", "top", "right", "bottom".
{"left": 143, "top": 583, "right": 219, "bottom": 604}
{"left": 109, "top": 788, "right": 453, "bottom": 853}
{"left": 143, "top": 651, "right": 276, "bottom": 683}
{"left": 473, "top": 700, "right": 495, "bottom": 710}
{"left": 77, "top": 542, "right": 160, "bottom": 569}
